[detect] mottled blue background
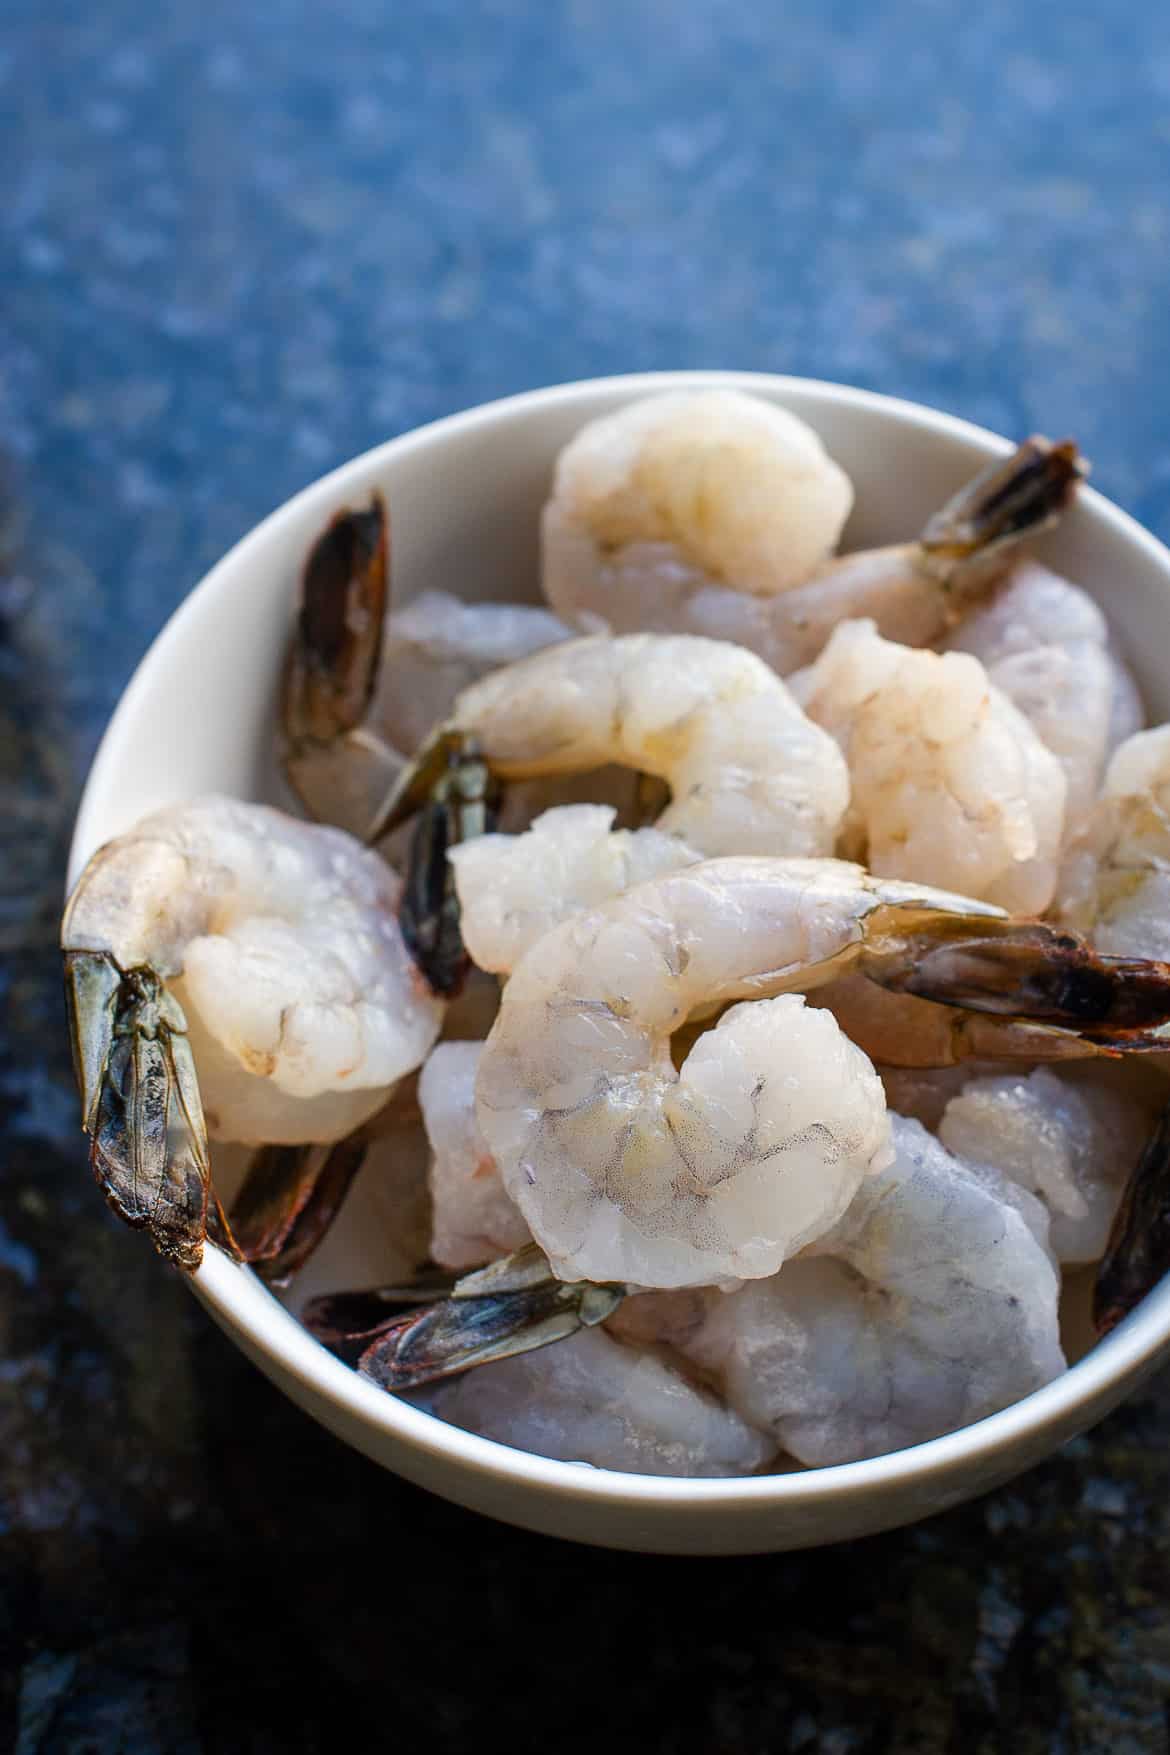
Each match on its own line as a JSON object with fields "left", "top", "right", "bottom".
{"left": 4, "top": 3, "right": 1170, "bottom": 1750}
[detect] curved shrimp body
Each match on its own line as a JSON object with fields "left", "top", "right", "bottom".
{"left": 450, "top": 804, "right": 703, "bottom": 975}
{"left": 544, "top": 423, "right": 1085, "bottom": 676}
{"left": 476, "top": 854, "right": 1170, "bottom": 1288}
{"left": 63, "top": 796, "right": 444, "bottom": 1264}
{"left": 676, "top": 1115, "right": 1065, "bottom": 1467}
{"left": 795, "top": 619, "right": 1067, "bottom": 912}
{"left": 423, "top": 1324, "right": 775, "bottom": 1478}
{"left": 944, "top": 560, "right": 1143, "bottom": 828}
{"left": 939, "top": 1064, "right": 1158, "bottom": 1264}
{"left": 546, "top": 390, "right": 855, "bottom": 598}
{"left": 1059, "top": 726, "right": 1170, "bottom": 959}
{"left": 446, "top": 632, "right": 850, "bottom": 859}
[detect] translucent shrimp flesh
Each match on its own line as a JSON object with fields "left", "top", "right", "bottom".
{"left": 418, "top": 1041, "right": 531, "bottom": 1269}
{"left": 435, "top": 632, "right": 850, "bottom": 860}
{"left": 795, "top": 619, "right": 1067, "bottom": 912}
{"left": 546, "top": 389, "right": 854, "bottom": 598}
{"left": 544, "top": 428, "right": 1085, "bottom": 676}
{"left": 62, "top": 797, "right": 444, "bottom": 1264}
{"left": 938, "top": 1064, "right": 1158, "bottom": 1264}
{"left": 943, "top": 559, "right": 1143, "bottom": 828}
{"left": 1058, "top": 725, "right": 1170, "bottom": 959}
{"left": 421, "top": 1325, "right": 775, "bottom": 1477}
{"left": 280, "top": 495, "right": 573, "bottom": 839}
{"left": 677, "top": 1115, "right": 1065, "bottom": 1466}
{"left": 473, "top": 855, "right": 1170, "bottom": 1287}
{"left": 449, "top": 803, "right": 702, "bottom": 975}
{"left": 371, "top": 591, "right": 570, "bottom": 764}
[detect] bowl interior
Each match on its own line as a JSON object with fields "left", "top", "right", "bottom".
{"left": 67, "top": 372, "right": 1170, "bottom": 1549}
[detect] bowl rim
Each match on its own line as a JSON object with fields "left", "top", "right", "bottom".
{"left": 69, "top": 368, "right": 1170, "bottom": 1513}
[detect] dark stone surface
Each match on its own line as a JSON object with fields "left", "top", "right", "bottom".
{"left": 4, "top": 1, "right": 1170, "bottom": 1748}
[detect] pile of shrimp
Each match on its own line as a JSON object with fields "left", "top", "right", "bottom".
{"left": 63, "top": 388, "right": 1170, "bottom": 1479}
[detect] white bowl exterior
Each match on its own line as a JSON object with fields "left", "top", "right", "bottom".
{"left": 68, "top": 371, "right": 1170, "bottom": 1554}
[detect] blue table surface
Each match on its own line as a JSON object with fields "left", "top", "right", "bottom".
{"left": 4, "top": 3, "right": 1170, "bottom": 1749}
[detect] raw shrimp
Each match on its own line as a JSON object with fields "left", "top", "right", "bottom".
{"left": 1059, "top": 726, "right": 1170, "bottom": 959}
{"left": 545, "top": 423, "right": 1084, "bottom": 676}
{"left": 62, "top": 796, "right": 444, "bottom": 1266}
{"left": 418, "top": 1041, "right": 530, "bottom": 1269}
{"left": 421, "top": 1325, "right": 775, "bottom": 1478}
{"left": 381, "top": 632, "right": 850, "bottom": 860}
{"left": 546, "top": 389, "right": 854, "bottom": 598}
{"left": 681, "top": 1115, "right": 1065, "bottom": 1466}
{"left": 812, "top": 975, "right": 1150, "bottom": 1071}
{"left": 943, "top": 559, "right": 1143, "bottom": 826}
{"left": 795, "top": 619, "right": 1066, "bottom": 912}
{"left": 939, "top": 1064, "right": 1157, "bottom": 1264}
{"left": 373, "top": 591, "right": 569, "bottom": 758}
{"left": 281, "top": 495, "right": 574, "bottom": 839}
{"left": 474, "top": 856, "right": 1170, "bottom": 1288}
{"left": 450, "top": 804, "right": 702, "bottom": 975}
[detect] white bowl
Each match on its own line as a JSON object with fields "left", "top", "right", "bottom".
{"left": 68, "top": 371, "right": 1170, "bottom": 1554}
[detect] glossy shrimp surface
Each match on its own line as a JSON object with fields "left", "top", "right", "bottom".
{"left": 424, "top": 1324, "right": 775, "bottom": 1477}
{"left": 450, "top": 804, "right": 702, "bottom": 975}
{"left": 545, "top": 425, "right": 1084, "bottom": 676}
{"left": 796, "top": 619, "right": 1067, "bottom": 912}
{"left": 944, "top": 560, "right": 1142, "bottom": 827}
{"left": 64, "top": 797, "right": 443, "bottom": 1146}
{"left": 450, "top": 632, "right": 850, "bottom": 858}
{"left": 372, "top": 591, "right": 569, "bottom": 761}
{"left": 1059, "top": 725, "right": 1170, "bottom": 959}
{"left": 473, "top": 857, "right": 1027, "bottom": 1288}
{"left": 547, "top": 389, "right": 854, "bottom": 597}
{"left": 678, "top": 1115, "right": 1065, "bottom": 1466}
{"left": 939, "top": 1064, "right": 1157, "bottom": 1264}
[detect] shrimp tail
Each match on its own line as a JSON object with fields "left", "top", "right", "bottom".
{"left": 285, "top": 496, "right": 388, "bottom": 745}
{"left": 860, "top": 908, "right": 1170, "bottom": 1039}
{"left": 229, "top": 1129, "right": 371, "bottom": 1286}
{"left": 395, "top": 734, "right": 502, "bottom": 997}
{"left": 63, "top": 949, "right": 221, "bottom": 1271}
{"left": 283, "top": 496, "right": 402, "bottom": 836}
{"left": 1093, "top": 1100, "right": 1170, "bottom": 1337}
{"left": 918, "top": 436, "right": 1087, "bottom": 608}
{"left": 302, "top": 1268, "right": 462, "bottom": 1354}
{"left": 357, "top": 1243, "right": 626, "bottom": 1391}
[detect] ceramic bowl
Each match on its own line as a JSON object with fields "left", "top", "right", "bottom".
{"left": 67, "top": 371, "right": 1170, "bottom": 1554}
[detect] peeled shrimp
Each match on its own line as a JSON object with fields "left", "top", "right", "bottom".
{"left": 545, "top": 416, "right": 1084, "bottom": 675}
{"left": 939, "top": 1065, "right": 1157, "bottom": 1264}
{"left": 62, "top": 797, "right": 444, "bottom": 1264}
{"left": 372, "top": 591, "right": 569, "bottom": 763}
{"left": 436, "top": 633, "right": 849, "bottom": 859}
{"left": 546, "top": 389, "right": 854, "bottom": 599}
{"left": 418, "top": 1041, "right": 530, "bottom": 1269}
{"left": 679, "top": 1115, "right": 1065, "bottom": 1466}
{"left": 450, "top": 804, "right": 702, "bottom": 975}
{"left": 795, "top": 619, "right": 1066, "bottom": 912}
{"left": 944, "top": 560, "right": 1143, "bottom": 826}
{"left": 424, "top": 1325, "right": 775, "bottom": 1478}
{"left": 474, "top": 854, "right": 1169, "bottom": 1288}
{"left": 1059, "top": 726, "right": 1170, "bottom": 958}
